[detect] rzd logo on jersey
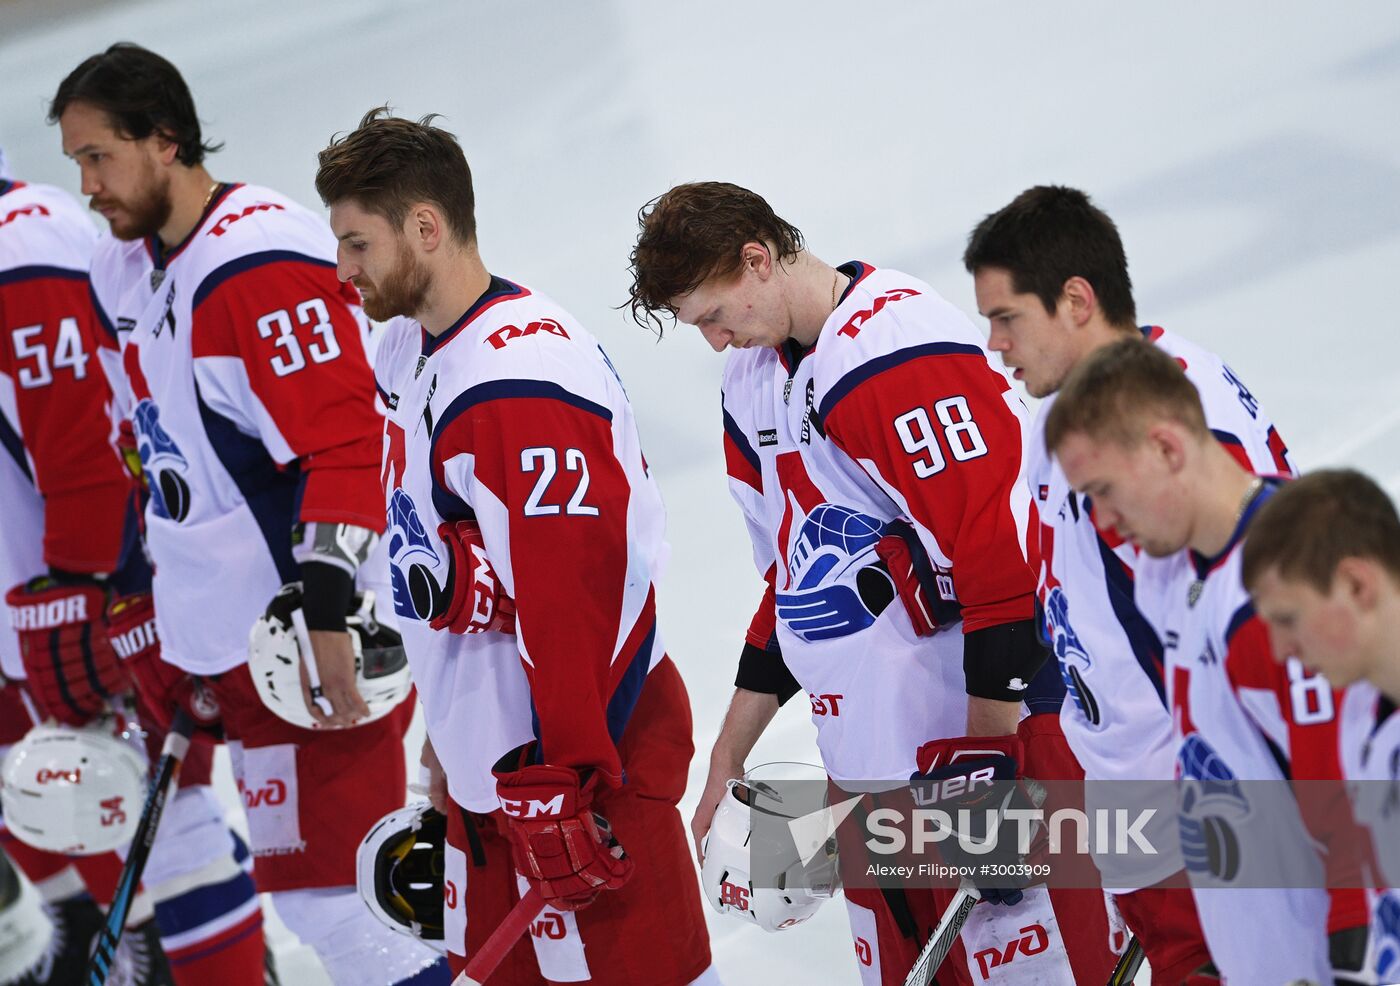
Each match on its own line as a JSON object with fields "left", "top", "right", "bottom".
{"left": 836, "top": 287, "right": 920, "bottom": 338}
{"left": 483, "top": 318, "right": 569, "bottom": 350}
{"left": 240, "top": 778, "right": 288, "bottom": 809}
{"left": 1044, "top": 587, "right": 1101, "bottom": 727}
{"left": 973, "top": 924, "right": 1048, "bottom": 979}
{"left": 133, "top": 398, "right": 192, "bottom": 522}
{"left": 385, "top": 488, "right": 445, "bottom": 621}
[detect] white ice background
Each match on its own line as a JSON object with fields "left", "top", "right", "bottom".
{"left": 4, "top": 1, "right": 1400, "bottom": 982}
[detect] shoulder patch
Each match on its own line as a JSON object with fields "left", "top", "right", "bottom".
{"left": 482, "top": 316, "right": 570, "bottom": 350}
{"left": 835, "top": 287, "right": 921, "bottom": 339}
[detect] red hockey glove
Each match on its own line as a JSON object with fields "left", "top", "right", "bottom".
{"left": 108, "top": 593, "right": 221, "bottom": 739}
{"left": 912, "top": 733, "right": 1032, "bottom": 905}
{"left": 7, "top": 577, "right": 125, "bottom": 726}
{"left": 431, "top": 519, "right": 516, "bottom": 635}
{"left": 493, "top": 746, "right": 633, "bottom": 910}
{"left": 875, "top": 522, "right": 960, "bottom": 638}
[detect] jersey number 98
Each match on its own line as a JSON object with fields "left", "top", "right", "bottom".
{"left": 893, "top": 396, "right": 988, "bottom": 478}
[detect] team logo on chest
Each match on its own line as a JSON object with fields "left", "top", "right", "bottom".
{"left": 774, "top": 503, "right": 896, "bottom": 643}
{"left": 133, "top": 399, "right": 192, "bottom": 522}
{"left": 1044, "top": 587, "right": 1100, "bottom": 727}
{"left": 385, "top": 488, "right": 446, "bottom": 621}
{"left": 1176, "top": 734, "right": 1249, "bottom": 883}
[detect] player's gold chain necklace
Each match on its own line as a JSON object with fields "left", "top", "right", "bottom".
{"left": 1188, "top": 476, "right": 1264, "bottom": 607}
{"left": 201, "top": 179, "right": 220, "bottom": 212}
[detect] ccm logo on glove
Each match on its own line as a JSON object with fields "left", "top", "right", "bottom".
{"left": 499, "top": 794, "right": 566, "bottom": 818}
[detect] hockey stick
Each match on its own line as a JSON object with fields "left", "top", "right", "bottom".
{"left": 451, "top": 887, "right": 545, "bottom": 985}
{"left": 1105, "top": 935, "right": 1145, "bottom": 985}
{"left": 901, "top": 881, "right": 979, "bottom": 986}
{"left": 86, "top": 710, "right": 195, "bottom": 986}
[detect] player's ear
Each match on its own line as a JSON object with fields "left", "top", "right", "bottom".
{"left": 1059, "top": 276, "right": 1097, "bottom": 327}
{"left": 409, "top": 204, "right": 440, "bottom": 252}
{"left": 1335, "top": 557, "right": 1379, "bottom": 612}
{"left": 152, "top": 130, "right": 180, "bottom": 167}
{"left": 742, "top": 241, "right": 773, "bottom": 280}
{"left": 1145, "top": 421, "right": 1186, "bottom": 473}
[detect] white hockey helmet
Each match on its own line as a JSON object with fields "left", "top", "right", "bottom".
{"left": 700, "top": 762, "right": 840, "bottom": 933}
{"left": 0, "top": 722, "right": 148, "bottom": 855}
{"left": 0, "top": 850, "right": 52, "bottom": 981}
{"left": 248, "top": 584, "right": 412, "bottom": 729}
{"left": 356, "top": 801, "right": 446, "bottom": 952}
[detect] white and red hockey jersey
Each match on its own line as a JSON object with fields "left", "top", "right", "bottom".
{"left": 0, "top": 180, "right": 135, "bottom": 679}
{"left": 1029, "top": 325, "right": 1293, "bottom": 886}
{"left": 1137, "top": 483, "right": 1369, "bottom": 984}
{"left": 722, "top": 262, "right": 1036, "bottom": 784}
{"left": 376, "top": 278, "right": 668, "bottom": 812}
{"left": 87, "top": 183, "right": 383, "bottom": 675}
{"left": 1340, "top": 682, "right": 1400, "bottom": 982}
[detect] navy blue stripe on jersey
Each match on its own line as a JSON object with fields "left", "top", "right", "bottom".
{"left": 0, "top": 180, "right": 13, "bottom": 198}
{"left": 374, "top": 379, "right": 391, "bottom": 405}
{"left": 151, "top": 868, "right": 256, "bottom": 936}
{"left": 421, "top": 276, "right": 527, "bottom": 357}
{"left": 1211, "top": 428, "right": 1245, "bottom": 454}
{"left": 606, "top": 620, "right": 656, "bottom": 745}
{"left": 194, "top": 380, "right": 301, "bottom": 584}
{"left": 90, "top": 282, "right": 118, "bottom": 342}
{"left": 1092, "top": 524, "right": 1166, "bottom": 706}
{"left": 192, "top": 250, "right": 336, "bottom": 311}
{"left": 722, "top": 404, "right": 761, "bottom": 475}
{"left": 835, "top": 261, "right": 875, "bottom": 304}
{"left": 817, "top": 342, "right": 986, "bottom": 426}
{"left": 0, "top": 409, "right": 33, "bottom": 482}
{"left": 428, "top": 378, "right": 613, "bottom": 521}
{"left": 0, "top": 265, "right": 87, "bottom": 289}
{"left": 1024, "top": 610, "right": 1068, "bottom": 715}
{"left": 1224, "top": 601, "right": 1257, "bottom": 649}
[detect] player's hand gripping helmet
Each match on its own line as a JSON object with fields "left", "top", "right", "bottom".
{"left": 356, "top": 801, "right": 447, "bottom": 952}
{"left": 248, "top": 585, "right": 412, "bottom": 729}
{"left": 700, "top": 762, "right": 840, "bottom": 933}
{"left": 0, "top": 720, "right": 148, "bottom": 855}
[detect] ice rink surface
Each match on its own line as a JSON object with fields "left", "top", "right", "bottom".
{"left": 3, "top": 1, "right": 1400, "bottom": 982}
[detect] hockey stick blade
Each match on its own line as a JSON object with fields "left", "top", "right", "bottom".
{"left": 902, "top": 882, "right": 979, "bottom": 986}
{"left": 87, "top": 710, "right": 195, "bottom": 986}
{"left": 452, "top": 887, "right": 545, "bottom": 985}
{"left": 1106, "top": 934, "right": 1145, "bottom": 985}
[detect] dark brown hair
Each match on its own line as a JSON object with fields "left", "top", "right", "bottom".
{"left": 315, "top": 107, "right": 476, "bottom": 245}
{"left": 49, "top": 43, "right": 220, "bottom": 166}
{"left": 964, "top": 185, "right": 1136, "bottom": 328}
{"left": 1242, "top": 469, "right": 1400, "bottom": 592}
{"left": 1044, "top": 337, "right": 1207, "bottom": 453}
{"left": 627, "top": 182, "right": 804, "bottom": 333}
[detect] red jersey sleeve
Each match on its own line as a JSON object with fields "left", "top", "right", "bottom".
{"left": 0, "top": 269, "right": 132, "bottom": 572}
{"left": 1224, "top": 608, "right": 1371, "bottom": 933}
{"left": 430, "top": 381, "right": 649, "bottom": 787}
{"left": 190, "top": 255, "right": 383, "bottom": 531}
{"left": 820, "top": 348, "right": 1035, "bottom": 632}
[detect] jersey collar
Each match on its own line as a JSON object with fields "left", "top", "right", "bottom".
{"left": 0, "top": 180, "right": 18, "bottom": 198}
{"left": 144, "top": 182, "right": 241, "bottom": 270}
{"left": 776, "top": 261, "right": 877, "bottom": 373}
{"left": 420, "top": 275, "right": 529, "bottom": 357}
{"left": 1188, "top": 477, "right": 1280, "bottom": 580}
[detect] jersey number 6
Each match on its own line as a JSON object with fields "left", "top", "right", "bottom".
{"left": 892, "top": 395, "right": 988, "bottom": 478}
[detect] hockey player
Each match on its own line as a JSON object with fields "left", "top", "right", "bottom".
{"left": 1045, "top": 338, "right": 1373, "bottom": 984}
{"left": 961, "top": 184, "right": 1290, "bottom": 981}
{"left": 50, "top": 45, "right": 446, "bottom": 985}
{"left": 1243, "top": 469, "right": 1400, "bottom": 982}
{"left": 0, "top": 154, "right": 271, "bottom": 985}
{"left": 627, "top": 181, "right": 1118, "bottom": 985}
{"left": 315, "top": 109, "right": 715, "bottom": 985}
